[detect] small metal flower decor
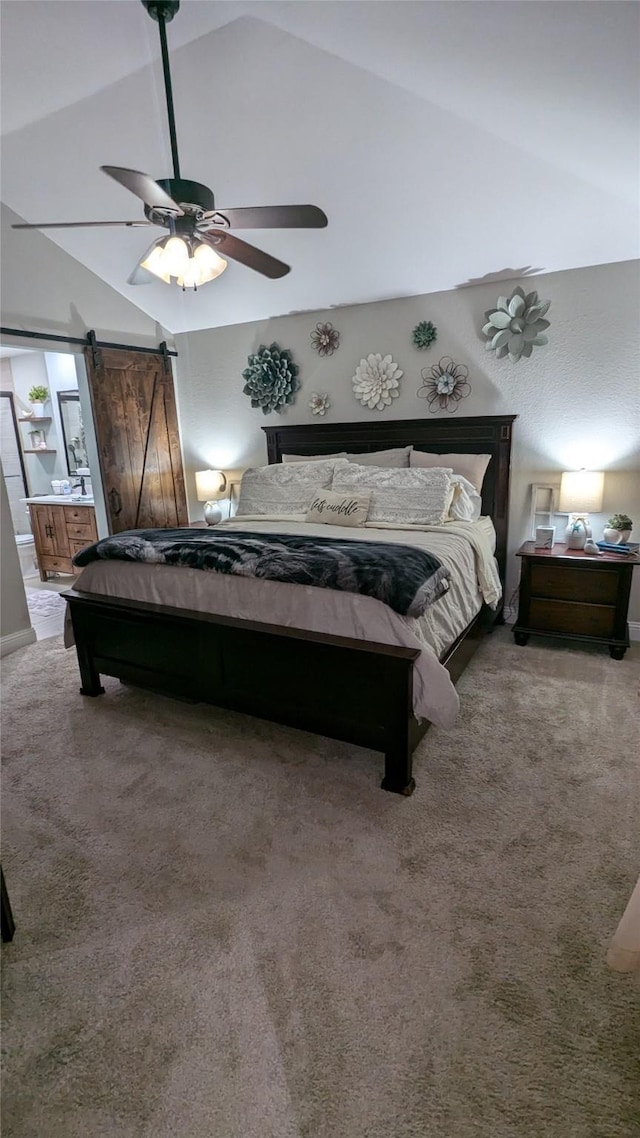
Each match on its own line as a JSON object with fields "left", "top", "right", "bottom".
{"left": 242, "top": 343, "right": 300, "bottom": 414}
{"left": 418, "top": 356, "right": 471, "bottom": 414}
{"left": 308, "top": 392, "right": 330, "bottom": 416}
{"left": 412, "top": 320, "right": 438, "bottom": 350}
{"left": 352, "top": 353, "right": 403, "bottom": 411}
{"left": 482, "top": 287, "right": 551, "bottom": 362}
{"left": 310, "top": 321, "right": 340, "bottom": 356}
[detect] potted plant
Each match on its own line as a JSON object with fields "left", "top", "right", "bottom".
{"left": 603, "top": 513, "right": 633, "bottom": 544}
{"left": 28, "top": 385, "right": 49, "bottom": 418}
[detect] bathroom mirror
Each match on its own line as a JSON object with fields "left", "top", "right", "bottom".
{"left": 57, "top": 391, "right": 88, "bottom": 475}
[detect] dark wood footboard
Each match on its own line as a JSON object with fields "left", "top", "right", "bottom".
{"left": 65, "top": 589, "right": 437, "bottom": 794}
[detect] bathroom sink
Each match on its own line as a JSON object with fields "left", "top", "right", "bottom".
{"left": 23, "top": 494, "right": 94, "bottom": 505}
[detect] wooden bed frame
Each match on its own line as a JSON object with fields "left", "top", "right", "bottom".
{"left": 65, "top": 414, "right": 515, "bottom": 795}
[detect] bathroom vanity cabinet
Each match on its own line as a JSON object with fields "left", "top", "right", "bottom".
{"left": 28, "top": 500, "right": 98, "bottom": 580}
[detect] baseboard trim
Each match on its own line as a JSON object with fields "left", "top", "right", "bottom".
{"left": 503, "top": 609, "right": 639, "bottom": 642}
{"left": 1, "top": 626, "right": 37, "bottom": 657}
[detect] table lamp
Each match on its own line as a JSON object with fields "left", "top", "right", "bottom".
{"left": 559, "top": 469, "right": 604, "bottom": 549}
{"left": 195, "top": 469, "right": 227, "bottom": 525}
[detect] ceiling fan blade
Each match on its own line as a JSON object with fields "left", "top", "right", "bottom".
{"left": 12, "top": 220, "right": 153, "bottom": 230}
{"left": 101, "top": 166, "right": 184, "bottom": 214}
{"left": 200, "top": 231, "right": 290, "bottom": 278}
{"left": 205, "top": 204, "right": 328, "bottom": 230}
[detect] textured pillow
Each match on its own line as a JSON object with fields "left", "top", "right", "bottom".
{"left": 237, "top": 460, "right": 343, "bottom": 516}
{"left": 306, "top": 487, "right": 371, "bottom": 527}
{"left": 411, "top": 450, "right": 491, "bottom": 492}
{"left": 332, "top": 464, "right": 455, "bottom": 526}
{"left": 282, "top": 452, "right": 347, "bottom": 463}
{"left": 344, "top": 446, "right": 411, "bottom": 467}
{"left": 450, "top": 476, "right": 482, "bottom": 522}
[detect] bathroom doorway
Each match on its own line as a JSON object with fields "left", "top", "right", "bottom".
{"left": 0, "top": 345, "right": 103, "bottom": 637}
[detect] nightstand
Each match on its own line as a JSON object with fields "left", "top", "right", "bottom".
{"left": 513, "top": 541, "right": 638, "bottom": 659}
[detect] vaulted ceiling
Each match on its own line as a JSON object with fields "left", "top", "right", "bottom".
{"left": 1, "top": 1, "right": 638, "bottom": 335}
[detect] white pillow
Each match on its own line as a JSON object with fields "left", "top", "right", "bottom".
{"left": 344, "top": 446, "right": 412, "bottom": 467}
{"left": 450, "top": 475, "right": 482, "bottom": 522}
{"left": 410, "top": 450, "right": 491, "bottom": 492}
{"left": 306, "top": 487, "right": 371, "bottom": 527}
{"left": 282, "top": 452, "right": 347, "bottom": 463}
{"left": 237, "top": 460, "right": 344, "bottom": 516}
{"left": 283, "top": 447, "right": 410, "bottom": 467}
{"left": 332, "top": 464, "right": 455, "bottom": 526}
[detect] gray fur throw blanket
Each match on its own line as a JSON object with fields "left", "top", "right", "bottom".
{"left": 73, "top": 528, "right": 450, "bottom": 617}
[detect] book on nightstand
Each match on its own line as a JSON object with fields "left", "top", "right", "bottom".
{"left": 595, "top": 541, "right": 639, "bottom": 555}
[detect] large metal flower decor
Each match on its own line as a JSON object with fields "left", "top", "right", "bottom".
{"left": 482, "top": 286, "right": 551, "bottom": 362}
{"left": 417, "top": 356, "right": 471, "bottom": 413}
{"left": 242, "top": 343, "right": 300, "bottom": 414}
{"left": 352, "top": 353, "right": 403, "bottom": 411}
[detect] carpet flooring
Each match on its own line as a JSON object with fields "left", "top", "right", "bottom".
{"left": 1, "top": 629, "right": 638, "bottom": 1138}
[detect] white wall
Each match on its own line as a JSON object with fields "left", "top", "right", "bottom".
{"left": 1, "top": 202, "right": 175, "bottom": 653}
{"left": 174, "top": 259, "right": 640, "bottom": 620}
{"left": 1, "top": 202, "right": 169, "bottom": 348}
{"left": 0, "top": 461, "right": 35, "bottom": 655}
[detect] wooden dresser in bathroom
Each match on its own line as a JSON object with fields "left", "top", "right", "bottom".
{"left": 28, "top": 501, "right": 98, "bottom": 580}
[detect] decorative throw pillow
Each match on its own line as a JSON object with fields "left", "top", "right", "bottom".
{"left": 344, "top": 446, "right": 412, "bottom": 467}
{"left": 410, "top": 450, "right": 491, "bottom": 492}
{"left": 237, "top": 460, "right": 345, "bottom": 516}
{"left": 306, "top": 487, "right": 371, "bottom": 527}
{"left": 449, "top": 475, "right": 482, "bottom": 522}
{"left": 282, "top": 452, "right": 347, "bottom": 463}
{"left": 332, "top": 464, "right": 455, "bottom": 526}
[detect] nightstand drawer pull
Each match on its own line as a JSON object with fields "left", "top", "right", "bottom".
{"left": 530, "top": 564, "right": 618, "bottom": 605}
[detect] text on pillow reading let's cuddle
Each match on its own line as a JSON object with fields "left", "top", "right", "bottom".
{"left": 309, "top": 495, "right": 362, "bottom": 518}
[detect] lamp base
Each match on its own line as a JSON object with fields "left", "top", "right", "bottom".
{"left": 203, "top": 500, "right": 223, "bottom": 526}
{"left": 565, "top": 515, "right": 591, "bottom": 550}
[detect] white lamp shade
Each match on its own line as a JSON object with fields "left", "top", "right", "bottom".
{"left": 559, "top": 470, "right": 604, "bottom": 513}
{"left": 195, "top": 469, "right": 226, "bottom": 501}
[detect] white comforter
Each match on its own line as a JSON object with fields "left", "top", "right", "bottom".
{"left": 70, "top": 516, "right": 500, "bottom": 728}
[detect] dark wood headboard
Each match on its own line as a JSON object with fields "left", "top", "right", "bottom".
{"left": 263, "top": 414, "right": 517, "bottom": 588}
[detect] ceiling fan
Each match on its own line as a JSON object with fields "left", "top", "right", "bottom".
{"left": 12, "top": 0, "right": 328, "bottom": 290}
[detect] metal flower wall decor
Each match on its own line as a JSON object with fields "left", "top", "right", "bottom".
{"left": 412, "top": 320, "right": 438, "bottom": 350}
{"left": 418, "top": 357, "right": 471, "bottom": 414}
{"left": 482, "top": 287, "right": 551, "bottom": 362}
{"left": 242, "top": 343, "right": 300, "bottom": 414}
{"left": 310, "top": 322, "right": 340, "bottom": 356}
{"left": 308, "top": 392, "right": 330, "bottom": 416}
{"left": 352, "top": 353, "right": 403, "bottom": 411}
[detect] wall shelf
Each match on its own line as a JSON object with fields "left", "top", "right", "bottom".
{"left": 23, "top": 448, "right": 57, "bottom": 454}
{"left": 18, "top": 416, "right": 51, "bottom": 423}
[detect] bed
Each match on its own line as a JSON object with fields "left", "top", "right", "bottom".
{"left": 64, "top": 414, "right": 516, "bottom": 794}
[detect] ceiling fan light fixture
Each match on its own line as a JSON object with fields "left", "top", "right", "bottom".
{"left": 139, "top": 240, "right": 171, "bottom": 283}
{"left": 192, "top": 241, "right": 227, "bottom": 280}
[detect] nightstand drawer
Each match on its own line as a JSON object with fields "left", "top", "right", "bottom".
{"left": 530, "top": 563, "right": 618, "bottom": 605}
{"left": 529, "top": 598, "right": 615, "bottom": 638}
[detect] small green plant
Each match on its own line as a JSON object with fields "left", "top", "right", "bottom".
{"left": 607, "top": 513, "right": 632, "bottom": 531}
{"left": 28, "top": 385, "right": 48, "bottom": 403}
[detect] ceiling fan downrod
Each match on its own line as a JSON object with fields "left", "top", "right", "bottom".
{"left": 142, "top": 0, "right": 182, "bottom": 181}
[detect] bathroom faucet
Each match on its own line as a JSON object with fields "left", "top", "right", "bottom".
{"left": 72, "top": 476, "right": 87, "bottom": 496}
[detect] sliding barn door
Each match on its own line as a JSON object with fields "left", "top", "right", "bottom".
{"left": 84, "top": 346, "right": 188, "bottom": 533}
